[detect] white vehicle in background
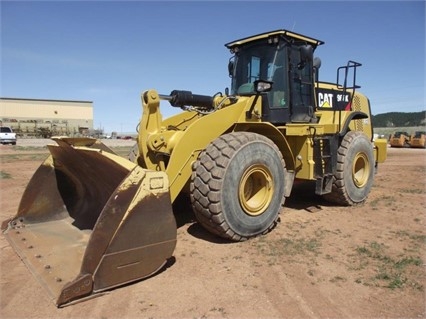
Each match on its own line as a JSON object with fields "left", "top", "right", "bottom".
{"left": 0, "top": 126, "right": 17, "bottom": 145}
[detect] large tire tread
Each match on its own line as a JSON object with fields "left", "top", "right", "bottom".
{"left": 323, "top": 131, "right": 374, "bottom": 206}
{"left": 190, "top": 132, "right": 285, "bottom": 241}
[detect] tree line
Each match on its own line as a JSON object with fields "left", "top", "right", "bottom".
{"left": 372, "top": 111, "right": 426, "bottom": 127}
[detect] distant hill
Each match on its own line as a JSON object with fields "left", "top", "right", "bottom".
{"left": 372, "top": 111, "right": 426, "bottom": 127}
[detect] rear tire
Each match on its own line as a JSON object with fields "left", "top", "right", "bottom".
{"left": 323, "top": 131, "right": 374, "bottom": 206}
{"left": 190, "top": 132, "right": 286, "bottom": 241}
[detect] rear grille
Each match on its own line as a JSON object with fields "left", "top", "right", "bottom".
{"left": 353, "top": 95, "right": 363, "bottom": 131}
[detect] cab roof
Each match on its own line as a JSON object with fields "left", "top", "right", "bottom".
{"left": 225, "top": 29, "right": 325, "bottom": 50}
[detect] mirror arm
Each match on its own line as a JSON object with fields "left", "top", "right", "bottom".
{"left": 246, "top": 94, "right": 261, "bottom": 119}
{"left": 245, "top": 80, "right": 272, "bottom": 119}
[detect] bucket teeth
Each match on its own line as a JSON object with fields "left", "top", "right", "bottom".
{"left": 57, "top": 274, "right": 93, "bottom": 306}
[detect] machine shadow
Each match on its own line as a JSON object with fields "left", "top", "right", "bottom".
{"left": 172, "top": 193, "right": 196, "bottom": 228}
{"left": 172, "top": 193, "right": 232, "bottom": 244}
{"left": 284, "top": 180, "right": 333, "bottom": 211}
{"left": 171, "top": 183, "right": 335, "bottom": 244}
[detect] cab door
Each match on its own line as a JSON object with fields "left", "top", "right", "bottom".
{"left": 288, "top": 46, "right": 316, "bottom": 123}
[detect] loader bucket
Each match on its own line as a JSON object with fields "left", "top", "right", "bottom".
{"left": 1, "top": 137, "right": 177, "bottom": 307}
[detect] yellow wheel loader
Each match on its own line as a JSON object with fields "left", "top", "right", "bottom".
{"left": 390, "top": 131, "right": 411, "bottom": 147}
{"left": 2, "top": 29, "right": 387, "bottom": 307}
{"left": 410, "top": 131, "right": 426, "bottom": 148}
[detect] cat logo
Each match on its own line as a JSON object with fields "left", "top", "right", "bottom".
{"left": 317, "top": 90, "right": 351, "bottom": 109}
{"left": 321, "top": 101, "right": 331, "bottom": 108}
{"left": 318, "top": 92, "right": 333, "bottom": 108}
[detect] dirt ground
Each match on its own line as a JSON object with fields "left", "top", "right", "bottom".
{"left": 0, "top": 141, "right": 425, "bottom": 319}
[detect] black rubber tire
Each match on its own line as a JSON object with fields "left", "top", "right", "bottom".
{"left": 323, "top": 131, "right": 375, "bottom": 206}
{"left": 190, "top": 132, "right": 286, "bottom": 241}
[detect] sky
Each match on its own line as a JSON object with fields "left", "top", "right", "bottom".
{"left": 1, "top": 1, "right": 425, "bottom": 134}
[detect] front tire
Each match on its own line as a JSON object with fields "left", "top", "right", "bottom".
{"left": 190, "top": 132, "right": 286, "bottom": 241}
{"left": 323, "top": 131, "right": 375, "bottom": 206}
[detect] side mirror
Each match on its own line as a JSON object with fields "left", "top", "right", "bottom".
{"left": 313, "top": 57, "right": 322, "bottom": 82}
{"left": 313, "top": 57, "right": 322, "bottom": 69}
{"left": 228, "top": 58, "right": 235, "bottom": 77}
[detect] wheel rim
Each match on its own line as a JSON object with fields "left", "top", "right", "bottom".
{"left": 239, "top": 165, "right": 274, "bottom": 216}
{"left": 353, "top": 152, "right": 370, "bottom": 188}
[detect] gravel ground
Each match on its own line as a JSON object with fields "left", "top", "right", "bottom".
{"left": 1, "top": 147, "right": 425, "bottom": 318}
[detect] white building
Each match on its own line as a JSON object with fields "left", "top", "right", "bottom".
{"left": 0, "top": 97, "right": 93, "bottom": 137}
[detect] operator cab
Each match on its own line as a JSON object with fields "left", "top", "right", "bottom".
{"left": 226, "top": 29, "right": 324, "bottom": 124}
